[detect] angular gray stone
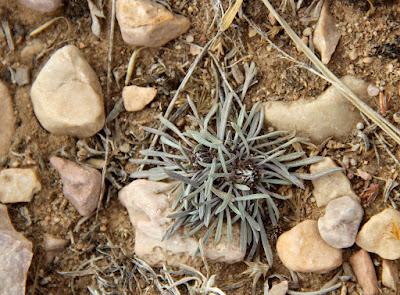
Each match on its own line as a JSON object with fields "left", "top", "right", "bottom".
{"left": 116, "top": 0, "right": 190, "bottom": 47}
{"left": 0, "top": 204, "right": 33, "bottom": 295}
{"left": 50, "top": 156, "right": 101, "bottom": 216}
{"left": 310, "top": 157, "right": 358, "bottom": 207}
{"left": 0, "top": 81, "right": 15, "bottom": 159}
{"left": 31, "top": 45, "right": 105, "bottom": 138}
{"left": 264, "top": 76, "right": 369, "bottom": 143}
{"left": 119, "top": 179, "right": 245, "bottom": 267}
{"left": 318, "top": 196, "right": 363, "bottom": 248}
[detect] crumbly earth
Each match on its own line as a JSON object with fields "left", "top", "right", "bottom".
{"left": 0, "top": 0, "right": 399, "bottom": 294}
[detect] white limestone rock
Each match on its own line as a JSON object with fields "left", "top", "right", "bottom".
{"left": 119, "top": 179, "right": 245, "bottom": 267}
{"left": 31, "top": 45, "right": 105, "bottom": 138}
{"left": 264, "top": 76, "right": 370, "bottom": 143}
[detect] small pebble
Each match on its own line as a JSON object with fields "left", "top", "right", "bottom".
{"left": 367, "top": 84, "right": 380, "bottom": 97}
{"left": 356, "top": 122, "right": 364, "bottom": 130}
{"left": 350, "top": 250, "right": 379, "bottom": 295}
{"left": 122, "top": 85, "right": 157, "bottom": 112}
{"left": 185, "top": 35, "right": 194, "bottom": 43}
{"left": 0, "top": 168, "right": 41, "bottom": 203}
{"left": 350, "top": 159, "right": 357, "bottom": 166}
{"left": 303, "top": 27, "right": 312, "bottom": 37}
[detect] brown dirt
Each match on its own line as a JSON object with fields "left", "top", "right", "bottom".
{"left": 1, "top": 0, "right": 400, "bottom": 294}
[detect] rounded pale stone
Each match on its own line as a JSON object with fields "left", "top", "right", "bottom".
{"left": 356, "top": 208, "right": 400, "bottom": 260}
{"left": 0, "top": 168, "right": 41, "bottom": 203}
{"left": 19, "top": 0, "right": 62, "bottom": 12}
{"left": 116, "top": 0, "right": 190, "bottom": 47}
{"left": 318, "top": 196, "right": 363, "bottom": 248}
{"left": 50, "top": 156, "right": 101, "bottom": 216}
{"left": 0, "top": 81, "right": 15, "bottom": 159}
{"left": 276, "top": 220, "right": 342, "bottom": 273}
{"left": 31, "top": 45, "right": 105, "bottom": 138}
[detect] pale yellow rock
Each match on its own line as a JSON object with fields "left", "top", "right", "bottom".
{"left": 276, "top": 220, "right": 342, "bottom": 273}
{"left": 31, "top": 45, "right": 105, "bottom": 138}
{"left": 119, "top": 179, "right": 245, "bottom": 266}
{"left": 313, "top": 0, "right": 341, "bottom": 64}
{"left": 116, "top": 0, "right": 190, "bottom": 47}
{"left": 0, "top": 168, "right": 41, "bottom": 203}
{"left": 382, "top": 259, "right": 398, "bottom": 291}
{"left": 264, "top": 76, "right": 369, "bottom": 143}
{"left": 356, "top": 208, "right": 400, "bottom": 260}
{"left": 122, "top": 85, "right": 157, "bottom": 112}
{"left": 310, "top": 157, "right": 358, "bottom": 207}
{"left": 350, "top": 250, "right": 379, "bottom": 295}
{"left": 0, "top": 81, "right": 15, "bottom": 159}
{"left": 0, "top": 204, "right": 33, "bottom": 295}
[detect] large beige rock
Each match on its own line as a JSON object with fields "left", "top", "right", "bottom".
{"left": 310, "top": 157, "right": 358, "bottom": 207}
{"left": 356, "top": 208, "right": 400, "bottom": 260}
{"left": 122, "top": 85, "right": 157, "bottom": 112}
{"left": 31, "top": 45, "right": 105, "bottom": 138}
{"left": 119, "top": 179, "right": 245, "bottom": 266}
{"left": 350, "top": 250, "right": 379, "bottom": 295}
{"left": 264, "top": 76, "right": 369, "bottom": 143}
{"left": 0, "top": 168, "right": 41, "bottom": 203}
{"left": 116, "top": 0, "right": 190, "bottom": 47}
{"left": 313, "top": 0, "right": 341, "bottom": 64}
{"left": 19, "top": 0, "right": 62, "bottom": 13}
{"left": 50, "top": 156, "right": 101, "bottom": 216}
{"left": 0, "top": 82, "right": 15, "bottom": 159}
{"left": 276, "top": 220, "right": 342, "bottom": 273}
{"left": 0, "top": 204, "right": 33, "bottom": 295}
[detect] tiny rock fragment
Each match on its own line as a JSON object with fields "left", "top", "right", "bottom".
{"left": 122, "top": 85, "right": 157, "bottom": 112}
{"left": 0, "top": 81, "right": 15, "bottom": 159}
{"left": 264, "top": 76, "right": 369, "bottom": 143}
{"left": 119, "top": 179, "right": 245, "bottom": 267}
{"left": 367, "top": 84, "right": 380, "bottom": 97}
{"left": 14, "top": 67, "right": 30, "bottom": 86}
{"left": 318, "top": 196, "right": 363, "bottom": 248}
{"left": 50, "top": 156, "right": 101, "bottom": 216}
{"left": 356, "top": 208, "right": 400, "bottom": 260}
{"left": 116, "top": 0, "right": 190, "bottom": 47}
{"left": 43, "top": 234, "right": 68, "bottom": 263}
{"left": 276, "top": 220, "right": 342, "bottom": 273}
{"left": 19, "top": 0, "right": 62, "bottom": 13}
{"left": 31, "top": 45, "right": 105, "bottom": 138}
{"left": 313, "top": 0, "right": 341, "bottom": 64}
{"left": 269, "top": 281, "right": 288, "bottom": 295}
{"left": 381, "top": 259, "right": 398, "bottom": 291}
{"left": 350, "top": 249, "right": 379, "bottom": 295}
{"left": 310, "top": 157, "right": 358, "bottom": 207}
{"left": 0, "top": 168, "right": 41, "bottom": 203}
{"left": 0, "top": 204, "right": 33, "bottom": 295}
